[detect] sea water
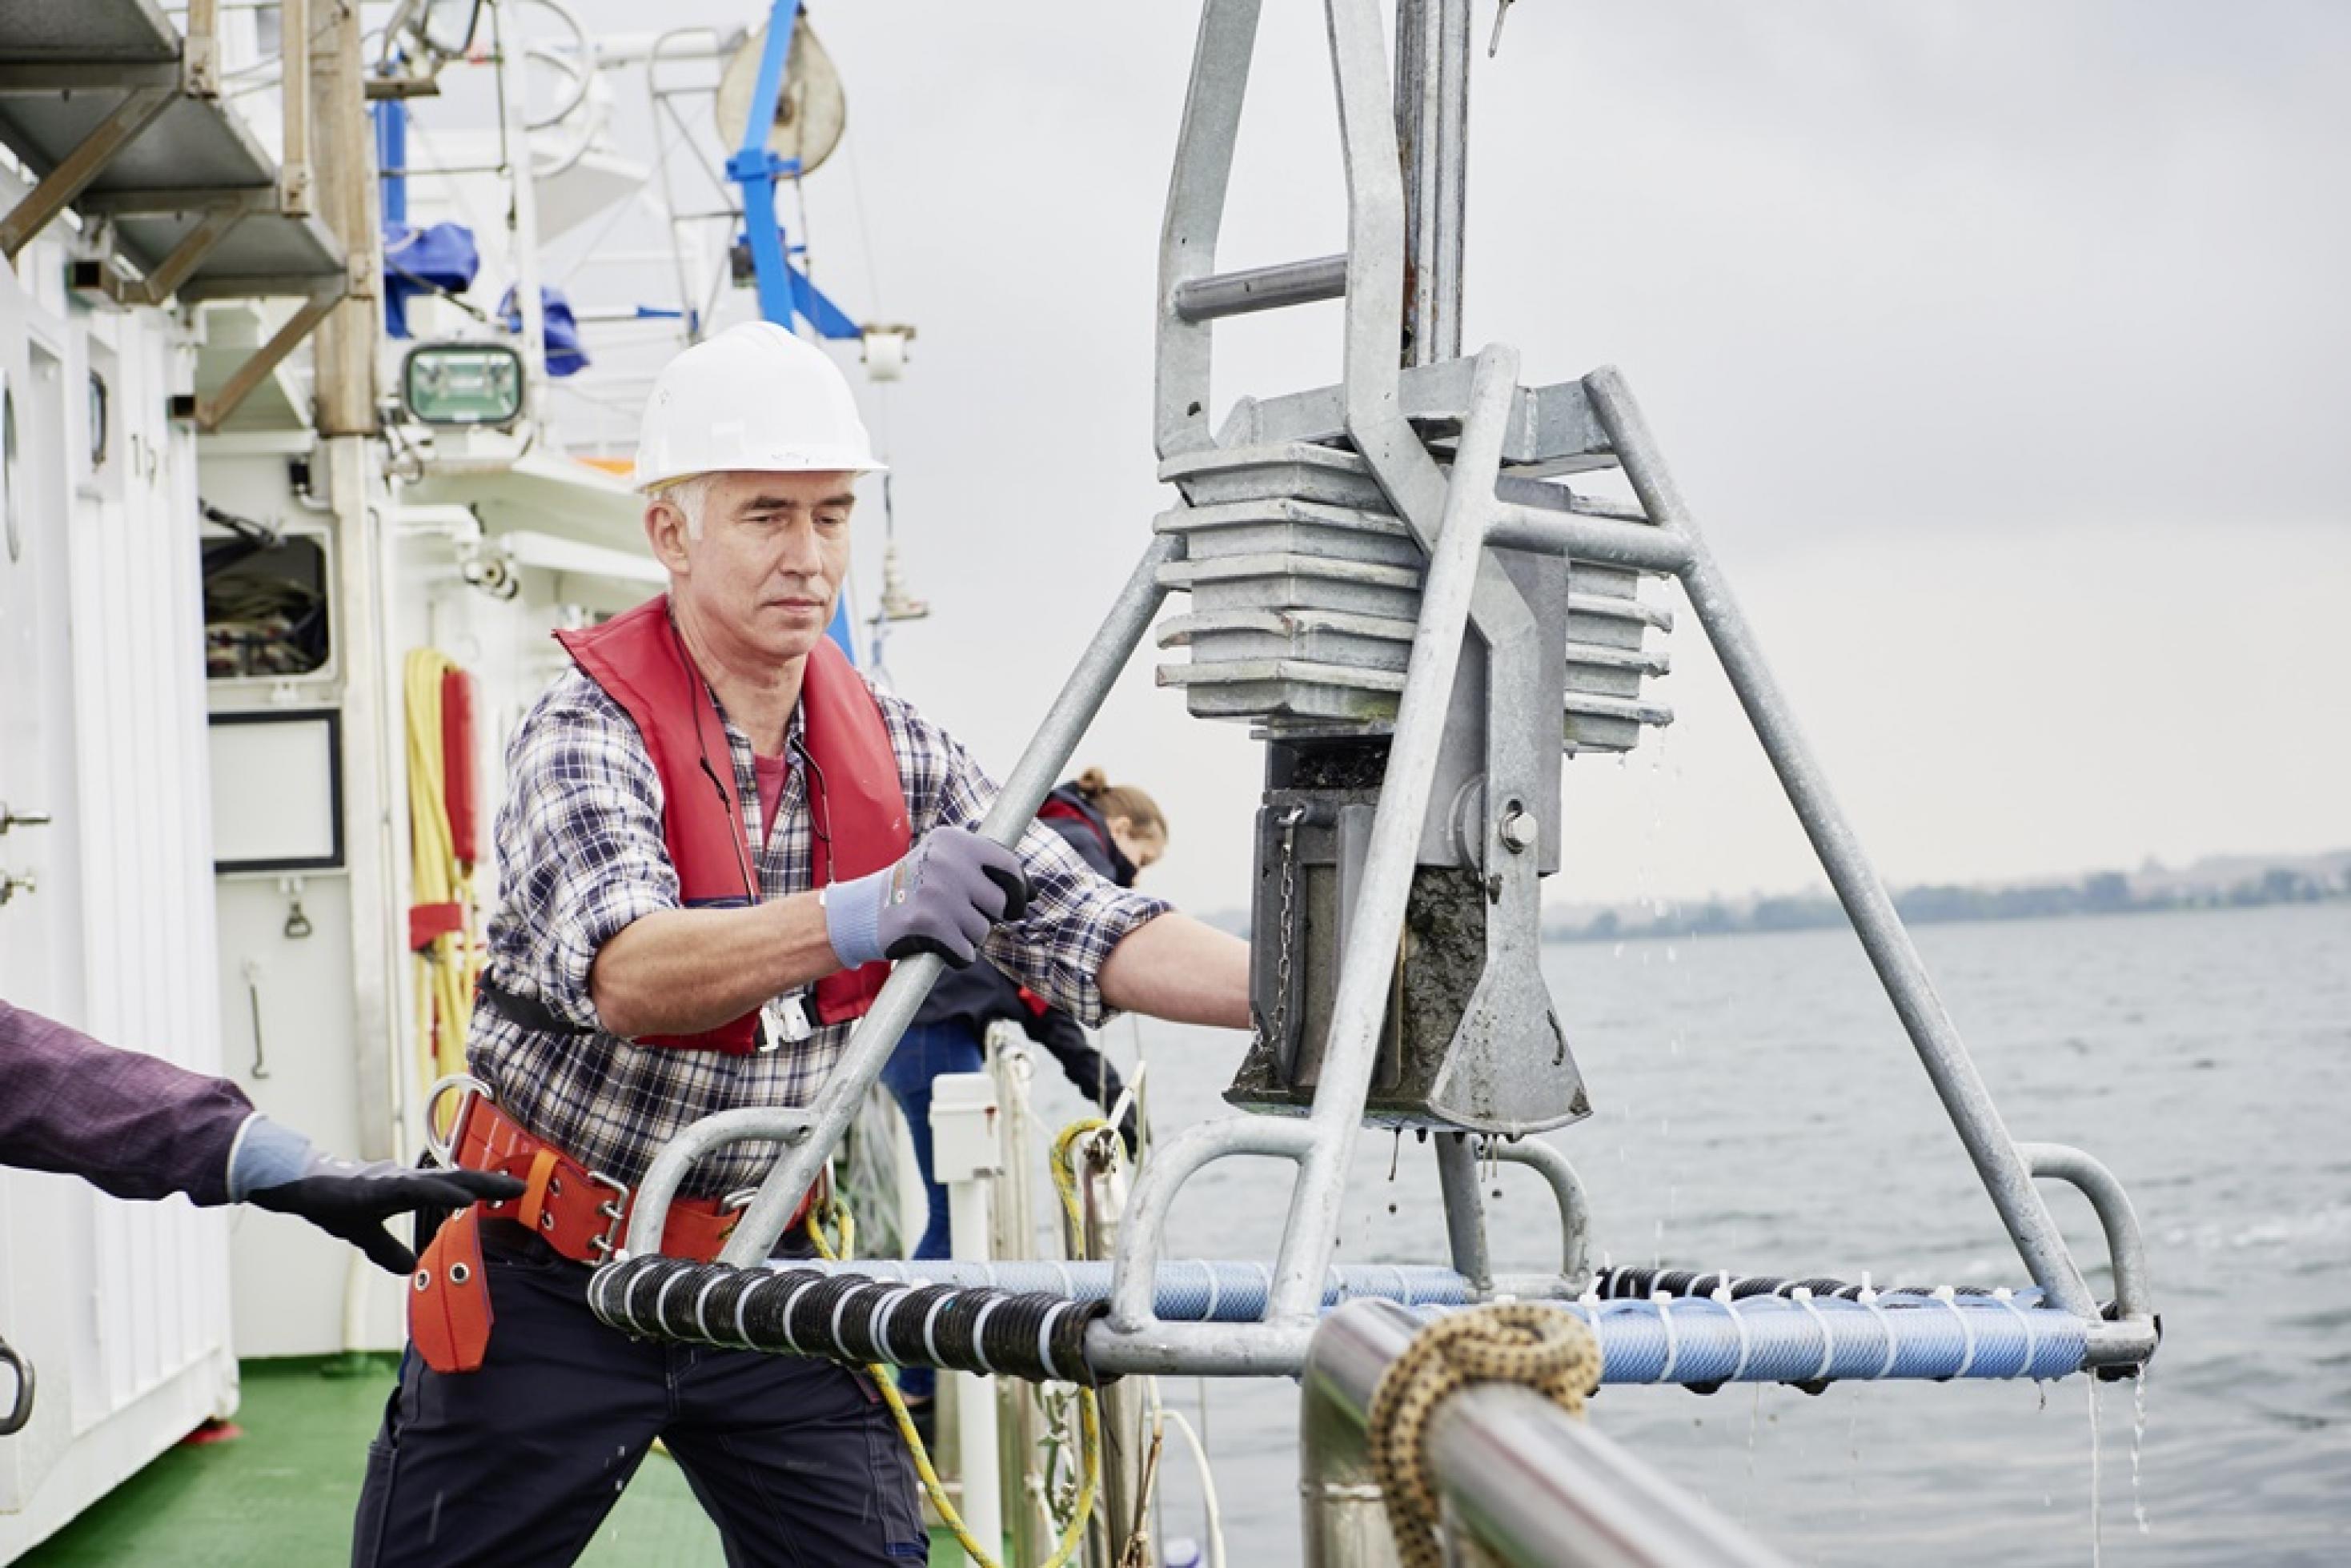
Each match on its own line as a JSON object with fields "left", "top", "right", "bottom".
{"left": 1059, "top": 902, "right": 2351, "bottom": 1565}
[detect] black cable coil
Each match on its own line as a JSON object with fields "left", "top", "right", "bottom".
{"left": 588, "top": 1255, "right": 1118, "bottom": 1387}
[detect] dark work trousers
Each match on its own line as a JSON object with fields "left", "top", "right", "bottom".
{"left": 351, "top": 1222, "right": 927, "bottom": 1566}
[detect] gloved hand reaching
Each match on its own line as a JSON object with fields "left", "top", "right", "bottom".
{"left": 824, "top": 825, "right": 1032, "bottom": 970}
{"left": 243, "top": 1145, "right": 524, "bottom": 1273}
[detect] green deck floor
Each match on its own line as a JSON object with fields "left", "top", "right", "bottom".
{"left": 22, "top": 1357, "right": 958, "bottom": 1566}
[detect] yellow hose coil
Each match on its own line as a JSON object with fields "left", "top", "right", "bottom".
{"left": 403, "top": 649, "right": 481, "bottom": 1107}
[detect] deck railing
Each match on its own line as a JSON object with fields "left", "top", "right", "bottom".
{"left": 1300, "top": 1300, "right": 1794, "bottom": 1568}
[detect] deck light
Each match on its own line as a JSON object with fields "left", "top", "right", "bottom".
{"left": 401, "top": 343, "right": 524, "bottom": 429}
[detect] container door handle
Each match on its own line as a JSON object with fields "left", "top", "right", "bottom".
{"left": 0, "top": 802, "right": 53, "bottom": 834}
{"left": 0, "top": 1333, "right": 33, "bottom": 1437}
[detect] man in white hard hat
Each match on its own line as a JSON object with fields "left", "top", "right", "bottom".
{"left": 351, "top": 321, "right": 1250, "bottom": 1566}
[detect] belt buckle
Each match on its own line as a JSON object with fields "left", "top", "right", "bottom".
{"left": 588, "top": 1170, "right": 632, "bottom": 1259}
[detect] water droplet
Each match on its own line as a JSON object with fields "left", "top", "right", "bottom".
{"left": 2130, "top": 1371, "right": 2151, "bottom": 1535}
{"left": 2088, "top": 1375, "right": 2104, "bottom": 1567}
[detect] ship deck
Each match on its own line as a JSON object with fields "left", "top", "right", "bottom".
{"left": 18, "top": 1357, "right": 961, "bottom": 1566}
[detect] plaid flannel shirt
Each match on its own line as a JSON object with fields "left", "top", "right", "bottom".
{"left": 468, "top": 665, "right": 1169, "bottom": 1196}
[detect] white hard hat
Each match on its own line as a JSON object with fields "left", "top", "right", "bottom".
{"left": 633, "top": 320, "right": 885, "bottom": 491}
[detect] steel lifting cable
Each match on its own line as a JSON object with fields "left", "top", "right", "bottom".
{"left": 1366, "top": 1302, "right": 1604, "bottom": 1568}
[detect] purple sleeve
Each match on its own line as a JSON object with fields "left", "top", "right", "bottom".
{"left": 0, "top": 999, "right": 256, "bottom": 1206}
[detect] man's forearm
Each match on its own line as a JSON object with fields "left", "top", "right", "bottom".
{"left": 1097, "top": 912, "right": 1252, "bottom": 1029}
{"left": 588, "top": 895, "right": 839, "bottom": 1038}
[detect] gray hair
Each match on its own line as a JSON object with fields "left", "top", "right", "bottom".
{"left": 654, "top": 473, "right": 724, "bottom": 540}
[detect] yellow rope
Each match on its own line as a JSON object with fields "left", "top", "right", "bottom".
{"left": 403, "top": 649, "right": 480, "bottom": 1111}
{"left": 810, "top": 1134, "right": 1105, "bottom": 1568}
{"left": 1366, "top": 1302, "right": 1603, "bottom": 1568}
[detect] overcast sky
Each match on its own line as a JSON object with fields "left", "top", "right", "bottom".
{"left": 502, "top": 0, "right": 2349, "bottom": 916}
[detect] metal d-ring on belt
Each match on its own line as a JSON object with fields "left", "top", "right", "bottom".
{"left": 0, "top": 1328, "right": 33, "bottom": 1438}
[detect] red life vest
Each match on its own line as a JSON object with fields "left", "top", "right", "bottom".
{"left": 554, "top": 596, "right": 909, "bottom": 1053}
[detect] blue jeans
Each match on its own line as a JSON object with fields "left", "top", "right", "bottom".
{"left": 877, "top": 1020, "right": 988, "bottom": 1399}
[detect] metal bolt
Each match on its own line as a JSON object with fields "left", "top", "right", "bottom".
{"left": 1499, "top": 809, "right": 1539, "bottom": 853}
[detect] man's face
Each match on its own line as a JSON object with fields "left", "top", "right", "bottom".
{"left": 650, "top": 469, "right": 857, "bottom": 664}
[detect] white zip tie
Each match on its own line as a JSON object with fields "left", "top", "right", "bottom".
{"left": 692, "top": 1275, "right": 726, "bottom": 1343}
{"left": 1202, "top": 1261, "right": 1222, "bottom": 1322}
{"left": 1865, "top": 1292, "right": 1899, "bottom": 1380}
{"left": 587, "top": 1261, "right": 617, "bottom": 1329}
{"left": 1037, "top": 1301, "right": 1068, "bottom": 1382}
{"left": 830, "top": 1280, "right": 874, "bottom": 1357}
{"left": 921, "top": 1292, "right": 949, "bottom": 1372}
{"left": 778, "top": 1274, "right": 822, "bottom": 1355}
{"left": 969, "top": 1296, "right": 1003, "bottom": 1375}
{"left": 869, "top": 1285, "right": 913, "bottom": 1365}
{"left": 1794, "top": 1288, "right": 1837, "bottom": 1383}
{"left": 1654, "top": 1291, "right": 1682, "bottom": 1385}
{"left": 652, "top": 1269, "right": 691, "bottom": 1336}
{"left": 1992, "top": 1287, "right": 2040, "bottom": 1378}
{"left": 1715, "top": 1288, "right": 1755, "bottom": 1382}
{"left": 734, "top": 1271, "right": 764, "bottom": 1346}
{"left": 1933, "top": 1286, "right": 1979, "bottom": 1379}
{"left": 1050, "top": 1259, "right": 1076, "bottom": 1301}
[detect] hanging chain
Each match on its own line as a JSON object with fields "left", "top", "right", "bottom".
{"left": 1263, "top": 804, "right": 1307, "bottom": 1058}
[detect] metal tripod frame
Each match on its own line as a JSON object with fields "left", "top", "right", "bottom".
{"left": 617, "top": 0, "right": 2156, "bottom": 1382}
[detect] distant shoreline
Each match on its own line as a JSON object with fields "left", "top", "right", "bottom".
{"left": 1543, "top": 871, "right": 2347, "bottom": 945}
{"left": 1196, "top": 852, "right": 2351, "bottom": 944}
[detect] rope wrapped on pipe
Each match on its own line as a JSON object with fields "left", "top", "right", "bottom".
{"left": 590, "top": 1254, "right": 1118, "bottom": 1388}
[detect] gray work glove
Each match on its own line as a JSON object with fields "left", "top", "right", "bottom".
{"left": 246, "top": 1147, "right": 523, "bottom": 1274}
{"left": 824, "top": 825, "right": 1032, "bottom": 970}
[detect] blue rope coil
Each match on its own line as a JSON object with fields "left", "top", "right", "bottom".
{"left": 1527, "top": 1291, "right": 2084, "bottom": 1386}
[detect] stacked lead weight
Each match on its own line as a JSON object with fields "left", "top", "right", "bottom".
{"left": 1152, "top": 440, "right": 1675, "bottom": 751}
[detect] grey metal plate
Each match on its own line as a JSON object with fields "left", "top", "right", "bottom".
{"left": 1161, "top": 564, "right": 1424, "bottom": 624}
{"left": 1157, "top": 657, "right": 1406, "bottom": 727}
{"left": 1158, "top": 442, "right": 1394, "bottom": 511}
{"left": 1156, "top": 496, "right": 1424, "bottom": 570}
{"left": 0, "top": 89, "right": 276, "bottom": 194}
{"left": 1565, "top": 641, "right": 1671, "bottom": 700}
{"left": 115, "top": 206, "right": 343, "bottom": 289}
{"left": 0, "top": 0, "right": 180, "bottom": 62}
{"left": 1158, "top": 605, "right": 1417, "bottom": 675}
{"left": 1215, "top": 360, "right": 1617, "bottom": 477}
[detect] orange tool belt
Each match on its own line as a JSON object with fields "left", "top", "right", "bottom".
{"left": 410, "top": 1092, "right": 812, "bottom": 1375}
{"left": 450, "top": 1095, "right": 776, "bottom": 1265}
